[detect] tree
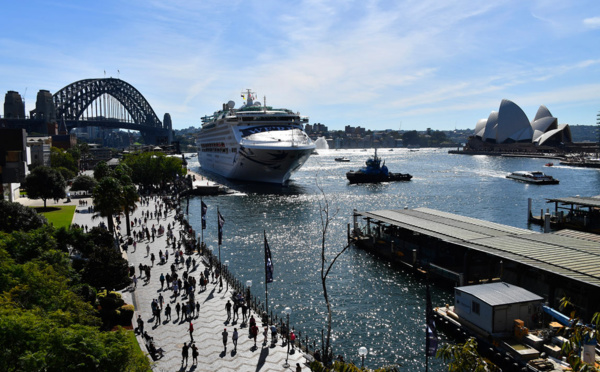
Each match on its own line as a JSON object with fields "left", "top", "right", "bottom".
{"left": 0, "top": 200, "right": 47, "bottom": 233}
{"left": 23, "top": 166, "right": 66, "bottom": 208}
{"left": 82, "top": 246, "right": 131, "bottom": 292}
{"left": 92, "top": 177, "right": 122, "bottom": 233}
{"left": 120, "top": 184, "right": 139, "bottom": 236}
{"left": 50, "top": 147, "right": 78, "bottom": 174}
{"left": 316, "top": 182, "right": 351, "bottom": 366}
{"left": 559, "top": 298, "right": 600, "bottom": 371}
{"left": 70, "top": 175, "right": 97, "bottom": 193}
{"left": 93, "top": 161, "right": 112, "bottom": 181}
{"left": 437, "top": 337, "right": 500, "bottom": 372}
{"left": 54, "top": 166, "right": 76, "bottom": 182}
{"left": 402, "top": 130, "right": 420, "bottom": 146}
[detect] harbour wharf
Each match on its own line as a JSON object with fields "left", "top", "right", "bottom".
{"left": 349, "top": 207, "right": 600, "bottom": 319}
{"left": 529, "top": 195, "right": 600, "bottom": 234}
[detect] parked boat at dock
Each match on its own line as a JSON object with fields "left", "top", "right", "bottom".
{"left": 346, "top": 149, "right": 412, "bottom": 184}
{"left": 506, "top": 171, "right": 559, "bottom": 185}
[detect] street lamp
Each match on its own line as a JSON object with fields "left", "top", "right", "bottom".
{"left": 224, "top": 260, "right": 229, "bottom": 293}
{"left": 246, "top": 280, "right": 252, "bottom": 304}
{"left": 358, "top": 346, "right": 368, "bottom": 368}
{"left": 283, "top": 307, "right": 292, "bottom": 368}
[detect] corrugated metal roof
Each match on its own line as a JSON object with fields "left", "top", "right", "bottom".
{"left": 355, "top": 207, "right": 600, "bottom": 288}
{"left": 456, "top": 282, "right": 543, "bottom": 306}
{"left": 547, "top": 195, "right": 600, "bottom": 209}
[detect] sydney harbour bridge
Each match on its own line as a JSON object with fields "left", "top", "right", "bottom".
{"left": 2, "top": 78, "right": 172, "bottom": 145}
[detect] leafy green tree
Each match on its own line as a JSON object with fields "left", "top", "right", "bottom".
{"left": 54, "top": 166, "right": 76, "bottom": 182}
{"left": 82, "top": 246, "right": 131, "bottom": 292}
{"left": 0, "top": 200, "right": 47, "bottom": 233}
{"left": 92, "top": 177, "right": 122, "bottom": 233}
{"left": 93, "top": 161, "right": 112, "bottom": 181}
{"left": 559, "top": 298, "right": 600, "bottom": 371}
{"left": 402, "top": 130, "right": 420, "bottom": 146}
{"left": 122, "top": 151, "right": 185, "bottom": 189}
{"left": 120, "top": 184, "right": 139, "bottom": 236}
{"left": 70, "top": 174, "right": 97, "bottom": 193}
{"left": 23, "top": 166, "right": 66, "bottom": 208}
{"left": 50, "top": 147, "right": 78, "bottom": 174}
{"left": 0, "top": 225, "right": 57, "bottom": 264}
{"left": 437, "top": 337, "right": 500, "bottom": 372}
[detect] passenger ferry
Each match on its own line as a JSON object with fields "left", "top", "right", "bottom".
{"left": 196, "top": 90, "right": 315, "bottom": 184}
{"left": 506, "top": 171, "right": 559, "bottom": 185}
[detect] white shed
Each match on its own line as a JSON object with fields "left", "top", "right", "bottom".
{"left": 454, "top": 282, "right": 543, "bottom": 335}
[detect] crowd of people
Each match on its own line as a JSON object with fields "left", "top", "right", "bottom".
{"left": 125, "top": 192, "right": 305, "bottom": 370}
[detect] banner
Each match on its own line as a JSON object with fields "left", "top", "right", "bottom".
{"left": 201, "top": 200, "right": 207, "bottom": 230}
{"left": 264, "top": 231, "right": 274, "bottom": 283}
{"left": 217, "top": 210, "right": 225, "bottom": 245}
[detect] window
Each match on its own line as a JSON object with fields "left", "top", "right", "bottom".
{"left": 472, "top": 301, "right": 480, "bottom": 315}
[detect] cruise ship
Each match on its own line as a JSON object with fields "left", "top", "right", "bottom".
{"left": 196, "top": 90, "right": 315, "bottom": 184}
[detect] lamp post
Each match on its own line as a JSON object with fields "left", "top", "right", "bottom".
{"left": 224, "top": 260, "right": 229, "bottom": 293}
{"left": 283, "top": 307, "right": 292, "bottom": 368}
{"left": 197, "top": 233, "right": 201, "bottom": 254}
{"left": 358, "top": 346, "right": 368, "bottom": 369}
{"left": 246, "top": 280, "right": 252, "bottom": 305}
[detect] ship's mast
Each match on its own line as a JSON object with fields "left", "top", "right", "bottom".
{"left": 242, "top": 89, "right": 255, "bottom": 106}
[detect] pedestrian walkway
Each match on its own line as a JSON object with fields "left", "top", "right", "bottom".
{"left": 99, "top": 196, "right": 309, "bottom": 372}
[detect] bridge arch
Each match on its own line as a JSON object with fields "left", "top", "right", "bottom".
{"left": 53, "top": 78, "right": 163, "bottom": 128}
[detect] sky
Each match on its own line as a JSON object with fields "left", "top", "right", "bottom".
{"left": 1, "top": 0, "right": 600, "bottom": 132}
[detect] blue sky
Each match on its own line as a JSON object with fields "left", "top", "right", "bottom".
{"left": 1, "top": 0, "right": 599, "bottom": 131}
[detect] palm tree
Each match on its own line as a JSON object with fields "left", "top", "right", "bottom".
{"left": 93, "top": 177, "right": 123, "bottom": 234}
{"left": 120, "top": 184, "right": 139, "bottom": 236}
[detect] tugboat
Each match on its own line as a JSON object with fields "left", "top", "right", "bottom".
{"left": 346, "top": 149, "right": 412, "bottom": 184}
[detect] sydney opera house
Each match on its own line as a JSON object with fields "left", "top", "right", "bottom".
{"left": 464, "top": 99, "right": 573, "bottom": 153}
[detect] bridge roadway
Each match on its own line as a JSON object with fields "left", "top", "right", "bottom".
{"left": 70, "top": 195, "right": 310, "bottom": 371}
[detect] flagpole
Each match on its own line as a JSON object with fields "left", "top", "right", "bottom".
{"left": 264, "top": 230, "right": 269, "bottom": 318}
{"left": 425, "top": 283, "right": 429, "bottom": 372}
{"left": 218, "top": 207, "right": 222, "bottom": 292}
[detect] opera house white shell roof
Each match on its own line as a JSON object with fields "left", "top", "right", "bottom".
{"left": 474, "top": 100, "right": 571, "bottom": 146}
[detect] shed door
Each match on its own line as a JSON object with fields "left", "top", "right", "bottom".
{"left": 494, "top": 308, "right": 507, "bottom": 333}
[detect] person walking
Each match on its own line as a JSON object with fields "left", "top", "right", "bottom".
{"left": 132, "top": 275, "right": 138, "bottom": 289}
{"left": 165, "top": 304, "right": 171, "bottom": 321}
{"left": 225, "top": 300, "right": 232, "bottom": 321}
{"left": 251, "top": 324, "right": 259, "bottom": 348}
{"left": 232, "top": 328, "right": 238, "bottom": 352}
{"left": 181, "top": 342, "right": 189, "bottom": 365}
{"left": 222, "top": 328, "right": 228, "bottom": 351}
{"left": 263, "top": 327, "right": 268, "bottom": 346}
{"left": 136, "top": 315, "right": 144, "bottom": 335}
{"left": 189, "top": 321, "right": 194, "bottom": 342}
{"left": 191, "top": 343, "right": 198, "bottom": 365}
{"left": 175, "top": 302, "right": 181, "bottom": 319}
{"left": 296, "top": 363, "right": 302, "bottom": 372}
{"left": 158, "top": 293, "right": 164, "bottom": 310}
{"left": 290, "top": 330, "right": 296, "bottom": 351}
{"left": 159, "top": 273, "right": 165, "bottom": 289}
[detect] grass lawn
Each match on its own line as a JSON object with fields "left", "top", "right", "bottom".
{"left": 34, "top": 206, "right": 76, "bottom": 229}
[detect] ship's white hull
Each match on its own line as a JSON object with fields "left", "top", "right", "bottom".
{"left": 197, "top": 124, "right": 314, "bottom": 184}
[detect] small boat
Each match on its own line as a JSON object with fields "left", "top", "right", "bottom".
{"left": 335, "top": 157, "right": 350, "bottom": 162}
{"left": 545, "top": 162, "right": 553, "bottom": 167}
{"left": 506, "top": 171, "right": 559, "bottom": 185}
{"left": 346, "top": 149, "right": 412, "bottom": 184}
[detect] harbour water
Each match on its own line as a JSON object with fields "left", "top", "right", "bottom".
{"left": 185, "top": 149, "right": 600, "bottom": 370}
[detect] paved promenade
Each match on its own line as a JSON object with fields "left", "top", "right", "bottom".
{"left": 74, "top": 195, "right": 309, "bottom": 371}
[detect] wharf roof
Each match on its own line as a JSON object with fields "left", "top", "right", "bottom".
{"left": 456, "top": 282, "right": 543, "bottom": 306}
{"left": 355, "top": 207, "right": 600, "bottom": 288}
{"left": 546, "top": 195, "right": 600, "bottom": 209}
